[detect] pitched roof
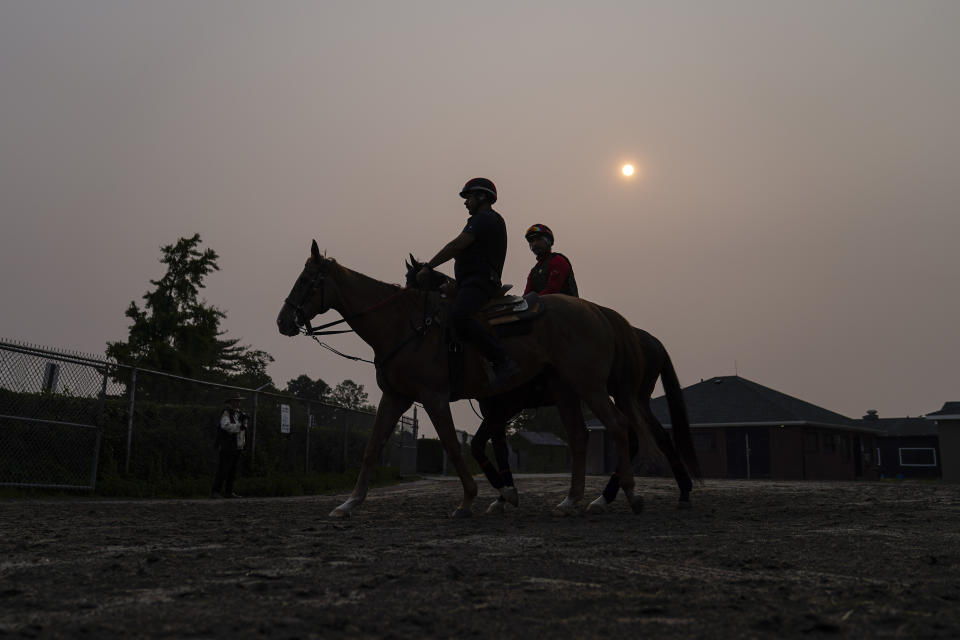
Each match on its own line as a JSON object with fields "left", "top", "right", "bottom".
{"left": 926, "top": 402, "right": 960, "bottom": 418}
{"left": 861, "top": 416, "right": 938, "bottom": 437}
{"left": 650, "top": 375, "right": 855, "bottom": 426}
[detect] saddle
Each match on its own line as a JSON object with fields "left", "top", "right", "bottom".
{"left": 480, "top": 291, "right": 545, "bottom": 328}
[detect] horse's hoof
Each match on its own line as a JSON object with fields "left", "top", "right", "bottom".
{"left": 451, "top": 507, "right": 472, "bottom": 519}
{"left": 500, "top": 485, "right": 519, "bottom": 507}
{"left": 329, "top": 507, "right": 350, "bottom": 519}
{"left": 629, "top": 495, "right": 645, "bottom": 515}
{"left": 485, "top": 499, "right": 506, "bottom": 515}
{"left": 586, "top": 496, "right": 609, "bottom": 514}
{"left": 677, "top": 499, "right": 692, "bottom": 509}
{"left": 552, "top": 498, "right": 579, "bottom": 517}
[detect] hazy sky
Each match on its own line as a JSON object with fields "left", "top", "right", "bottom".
{"left": 2, "top": 1, "right": 958, "bottom": 437}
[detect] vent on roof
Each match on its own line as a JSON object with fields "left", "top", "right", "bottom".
{"left": 863, "top": 409, "right": 879, "bottom": 421}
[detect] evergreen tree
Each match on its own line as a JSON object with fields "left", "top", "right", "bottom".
{"left": 106, "top": 234, "right": 273, "bottom": 400}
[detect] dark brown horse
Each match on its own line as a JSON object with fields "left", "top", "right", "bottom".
{"left": 472, "top": 325, "right": 701, "bottom": 514}
{"left": 404, "top": 257, "right": 701, "bottom": 514}
{"left": 277, "top": 241, "right": 648, "bottom": 517}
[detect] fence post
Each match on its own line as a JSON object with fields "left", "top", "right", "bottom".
{"left": 124, "top": 367, "right": 137, "bottom": 475}
{"left": 252, "top": 392, "right": 259, "bottom": 458}
{"left": 412, "top": 407, "right": 419, "bottom": 474}
{"left": 250, "top": 383, "right": 268, "bottom": 458}
{"left": 90, "top": 369, "right": 108, "bottom": 490}
{"left": 305, "top": 402, "right": 311, "bottom": 474}
{"left": 343, "top": 410, "right": 350, "bottom": 472}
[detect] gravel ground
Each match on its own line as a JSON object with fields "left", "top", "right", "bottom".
{"left": 1, "top": 475, "right": 959, "bottom": 639}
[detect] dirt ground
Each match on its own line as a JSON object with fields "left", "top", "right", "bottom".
{"left": 1, "top": 476, "right": 959, "bottom": 639}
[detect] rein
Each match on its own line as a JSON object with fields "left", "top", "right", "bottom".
{"left": 283, "top": 264, "right": 409, "bottom": 336}
{"left": 301, "top": 288, "right": 407, "bottom": 336}
{"left": 287, "top": 266, "right": 439, "bottom": 372}
{"left": 296, "top": 288, "right": 412, "bottom": 366}
{"left": 307, "top": 297, "right": 439, "bottom": 382}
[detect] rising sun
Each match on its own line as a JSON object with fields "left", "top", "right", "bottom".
{"left": 621, "top": 164, "right": 635, "bottom": 177}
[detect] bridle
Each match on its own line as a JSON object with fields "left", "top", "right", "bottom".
{"left": 281, "top": 256, "right": 440, "bottom": 384}
{"left": 282, "top": 260, "right": 409, "bottom": 337}
{"left": 281, "top": 262, "right": 347, "bottom": 336}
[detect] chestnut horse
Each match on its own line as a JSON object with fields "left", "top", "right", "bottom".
{"left": 404, "top": 257, "right": 701, "bottom": 514}
{"left": 277, "top": 241, "right": 648, "bottom": 517}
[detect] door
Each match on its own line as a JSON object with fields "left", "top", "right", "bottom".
{"left": 725, "top": 427, "right": 771, "bottom": 479}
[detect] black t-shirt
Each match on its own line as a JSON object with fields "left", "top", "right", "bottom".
{"left": 455, "top": 208, "right": 507, "bottom": 289}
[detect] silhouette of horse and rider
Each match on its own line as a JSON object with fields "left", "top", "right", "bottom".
{"left": 276, "top": 177, "right": 700, "bottom": 518}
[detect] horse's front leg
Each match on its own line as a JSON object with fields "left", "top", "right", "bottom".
{"left": 553, "top": 391, "right": 587, "bottom": 516}
{"left": 472, "top": 418, "right": 515, "bottom": 514}
{"left": 330, "top": 392, "right": 412, "bottom": 518}
{"left": 475, "top": 398, "right": 522, "bottom": 514}
{"left": 421, "top": 393, "right": 477, "bottom": 518}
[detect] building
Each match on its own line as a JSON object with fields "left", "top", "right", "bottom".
{"left": 511, "top": 431, "right": 570, "bottom": 473}
{"left": 639, "top": 375, "right": 883, "bottom": 480}
{"left": 861, "top": 410, "right": 940, "bottom": 479}
{"left": 925, "top": 402, "right": 960, "bottom": 482}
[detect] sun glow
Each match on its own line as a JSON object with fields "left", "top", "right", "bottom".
{"left": 621, "top": 164, "right": 635, "bottom": 177}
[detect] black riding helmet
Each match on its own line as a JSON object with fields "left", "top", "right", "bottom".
{"left": 459, "top": 177, "right": 497, "bottom": 204}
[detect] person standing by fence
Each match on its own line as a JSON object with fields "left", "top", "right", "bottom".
{"left": 211, "top": 395, "right": 246, "bottom": 499}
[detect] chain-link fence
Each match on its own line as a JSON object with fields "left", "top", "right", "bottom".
{"left": 0, "top": 339, "right": 418, "bottom": 490}
{"left": 0, "top": 341, "right": 123, "bottom": 489}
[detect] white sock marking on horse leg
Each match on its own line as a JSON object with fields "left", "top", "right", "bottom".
{"left": 329, "top": 496, "right": 362, "bottom": 518}
{"left": 486, "top": 498, "right": 506, "bottom": 515}
{"left": 586, "top": 495, "right": 610, "bottom": 514}
{"left": 553, "top": 496, "right": 579, "bottom": 516}
{"left": 499, "top": 485, "right": 519, "bottom": 507}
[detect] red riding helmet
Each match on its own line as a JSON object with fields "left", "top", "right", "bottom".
{"left": 459, "top": 177, "right": 497, "bottom": 203}
{"left": 525, "top": 223, "right": 554, "bottom": 244}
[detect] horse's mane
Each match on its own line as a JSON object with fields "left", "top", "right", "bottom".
{"left": 320, "top": 255, "right": 406, "bottom": 292}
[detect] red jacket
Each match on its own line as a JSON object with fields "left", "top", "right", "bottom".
{"left": 524, "top": 253, "right": 574, "bottom": 295}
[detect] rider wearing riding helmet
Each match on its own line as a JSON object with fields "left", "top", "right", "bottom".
{"left": 522, "top": 223, "right": 578, "bottom": 297}
{"left": 417, "top": 178, "right": 521, "bottom": 385}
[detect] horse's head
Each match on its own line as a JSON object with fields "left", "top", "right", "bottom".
{"left": 277, "top": 240, "right": 337, "bottom": 337}
{"left": 404, "top": 253, "right": 456, "bottom": 295}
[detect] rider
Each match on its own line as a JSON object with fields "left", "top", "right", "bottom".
{"left": 481, "top": 223, "right": 581, "bottom": 513}
{"left": 520, "top": 227, "right": 632, "bottom": 507}
{"left": 522, "top": 224, "right": 578, "bottom": 296}
{"left": 416, "top": 178, "right": 520, "bottom": 385}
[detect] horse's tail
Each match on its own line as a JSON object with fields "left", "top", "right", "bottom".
{"left": 658, "top": 346, "right": 702, "bottom": 482}
{"left": 598, "top": 306, "right": 702, "bottom": 483}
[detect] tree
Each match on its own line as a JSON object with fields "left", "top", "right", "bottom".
{"left": 508, "top": 405, "right": 586, "bottom": 440}
{"left": 329, "top": 379, "right": 369, "bottom": 410}
{"left": 285, "top": 374, "right": 330, "bottom": 402}
{"left": 106, "top": 234, "right": 274, "bottom": 399}
{"left": 506, "top": 408, "right": 538, "bottom": 435}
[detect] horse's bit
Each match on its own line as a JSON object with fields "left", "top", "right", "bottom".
{"left": 282, "top": 264, "right": 349, "bottom": 336}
